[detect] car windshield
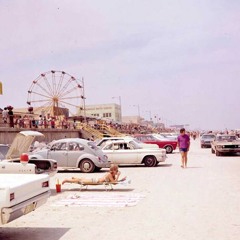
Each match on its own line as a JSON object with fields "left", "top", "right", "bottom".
{"left": 129, "top": 141, "right": 142, "bottom": 149}
{"left": 202, "top": 135, "right": 215, "bottom": 139}
{"left": 153, "top": 134, "right": 168, "bottom": 140}
{"left": 216, "top": 135, "right": 237, "bottom": 141}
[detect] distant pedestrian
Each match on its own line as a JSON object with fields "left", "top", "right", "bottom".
{"left": 8, "top": 107, "right": 14, "bottom": 128}
{"left": 73, "top": 120, "right": 77, "bottom": 129}
{"left": 2, "top": 107, "right": 8, "bottom": 123}
{"left": 177, "top": 128, "right": 190, "bottom": 168}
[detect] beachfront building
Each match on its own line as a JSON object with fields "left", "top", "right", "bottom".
{"left": 122, "top": 116, "right": 142, "bottom": 125}
{"left": 84, "top": 103, "right": 121, "bottom": 123}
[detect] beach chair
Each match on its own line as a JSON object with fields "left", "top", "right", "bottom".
{"left": 78, "top": 178, "right": 131, "bottom": 191}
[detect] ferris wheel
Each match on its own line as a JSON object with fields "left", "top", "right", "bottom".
{"left": 27, "top": 70, "right": 85, "bottom": 118}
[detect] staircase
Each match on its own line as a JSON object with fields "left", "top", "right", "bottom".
{"left": 100, "top": 124, "right": 124, "bottom": 137}
{"left": 80, "top": 123, "right": 105, "bottom": 139}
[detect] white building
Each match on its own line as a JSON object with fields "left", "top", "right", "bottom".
{"left": 84, "top": 103, "right": 121, "bottom": 123}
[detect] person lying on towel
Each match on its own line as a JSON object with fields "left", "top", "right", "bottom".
{"left": 62, "top": 164, "right": 126, "bottom": 185}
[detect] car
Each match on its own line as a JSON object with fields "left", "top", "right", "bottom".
{"left": 0, "top": 172, "right": 51, "bottom": 225}
{"left": 211, "top": 134, "right": 240, "bottom": 156}
{"left": 159, "top": 133, "right": 178, "bottom": 141}
{"left": 101, "top": 139, "right": 167, "bottom": 167}
{"left": 95, "top": 136, "right": 159, "bottom": 149}
{"left": 2, "top": 131, "right": 57, "bottom": 176}
{"left": 134, "top": 134, "right": 177, "bottom": 153}
{"left": 200, "top": 134, "right": 215, "bottom": 148}
{"left": 30, "top": 138, "right": 110, "bottom": 173}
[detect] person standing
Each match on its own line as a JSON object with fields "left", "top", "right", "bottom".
{"left": 2, "top": 107, "right": 8, "bottom": 123}
{"left": 8, "top": 107, "right": 14, "bottom": 128}
{"left": 177, "top": 128, "right": 190, "bottom": 168}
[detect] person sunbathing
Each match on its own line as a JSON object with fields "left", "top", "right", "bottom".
{"left": 62, "top": 164, "right": 126, "bottom": 185}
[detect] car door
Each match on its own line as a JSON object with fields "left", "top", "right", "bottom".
{"left": 102, "top": 143, "right": 115, "bottom": 163}
{"left": 104, "top": 142, "right": 139, "bottom": 165}
{"left": 48, "top": 142, "right": 68, "bottom": 167}
{"left": 66, "top": 141, "right": 85, "bottom": 168}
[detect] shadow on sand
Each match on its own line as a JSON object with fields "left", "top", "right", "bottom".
{"left": 0, "top": 227, "right": 70, "bottom": 240}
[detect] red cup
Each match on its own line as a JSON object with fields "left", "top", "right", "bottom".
{"left": 56, "top": 184, "right": 61, "bottom": 193}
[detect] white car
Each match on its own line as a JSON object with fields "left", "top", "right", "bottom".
{"left": 101, "top": 139, "right": 166, "bottom": 167}
{"left": 0, "top": 173, "right": 50, "bottom": 225}
{"left": 96, "top": 136, "right": 159, "bottom": 149}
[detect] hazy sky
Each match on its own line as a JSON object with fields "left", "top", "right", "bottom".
{"left": 1, "top": 0, "right": 240, "bottom": 131}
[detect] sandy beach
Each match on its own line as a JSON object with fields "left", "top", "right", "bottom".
{"left": 1, "top": 139, "right": 240, "bottom": 240}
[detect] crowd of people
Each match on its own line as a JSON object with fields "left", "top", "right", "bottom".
{"left": 0, "top": 108, "right": 75, "bottom": 130}
{"left": 1, "top": 107, "right": 238, "bottom": 138}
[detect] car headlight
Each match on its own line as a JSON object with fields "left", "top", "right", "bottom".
{"left": 217, "top": 145, "right": 223, "bottom": 148}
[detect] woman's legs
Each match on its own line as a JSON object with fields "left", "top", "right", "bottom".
{"left": 180, "top": 151, "right": 188, "bottom": 168}
{"left": 184, "top": 152, "right": 188, "bottom": 168}
{"left": 62, "top": 177, "right": 82, "bottom": 185}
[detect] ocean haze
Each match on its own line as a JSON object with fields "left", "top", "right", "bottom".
{"left": 0, "top": 0, "right": 239, "bottom": 131}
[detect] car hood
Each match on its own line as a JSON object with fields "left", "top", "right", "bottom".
{"left": 6, "top": 131, "right": 44, "bottom": 159}
{"left": 216, "top": 141, "right": 240, "bottom": 145}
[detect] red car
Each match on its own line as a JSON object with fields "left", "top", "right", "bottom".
{"left": 134, "top": 134, "right": 177, "bottom": 153}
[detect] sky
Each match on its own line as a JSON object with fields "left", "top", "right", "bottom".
{"left": 1, "top": 0, "right": 240, "bottom": 131}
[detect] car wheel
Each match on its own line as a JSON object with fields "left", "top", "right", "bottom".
{"left": 216, "top": 150, "right": 221, "bottom": 156}
{"left": 79, "top": 159, "right": 95, "bottom": 173}
{"left": 211, "top": 148, "right": 215, "bottom": 154}
{"left": 144, "top": 156, "right": 157, "bottom": 167}
{"left": 165, "top": 145, "right": 173, "bottom": 154}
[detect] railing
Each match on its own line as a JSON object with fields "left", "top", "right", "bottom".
{"left": 100, "top": 124, "right": 124, "bottom": 136}
{"left": 80, "top": 123, "right": 104, "bottom": 139}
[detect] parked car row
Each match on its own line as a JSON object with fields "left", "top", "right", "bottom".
{"left": 199, "top": 133, "right": 240, "bottom": 157}
{"left": 1, "top": 131, "right": 172, "bottom": 173}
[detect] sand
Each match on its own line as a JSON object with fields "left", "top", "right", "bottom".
{"left": 1, "top": 139, "right": 240, "bottom": 240}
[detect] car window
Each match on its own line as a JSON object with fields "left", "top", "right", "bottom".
{"left": 52, "top": 142, "right": 67, "bottom": 151}
{"left": 146, "top": 135, "right": 155, "bottom": 141}
{"left": 104, "top": 143, "right": 113, "bottom": 150}
{"left": 0, "top": 145, "right": 9, "bottom": 156}
{"left": 68, "top": 142, "right": 83, "bottom": 151}
{"left": 87, "top": 141, "right": 99, "bottom": 150}
{"left": 129, "top": 141, "right": 141, "bottom": 149}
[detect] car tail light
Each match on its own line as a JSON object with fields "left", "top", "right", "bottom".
{"left": 10, "top": 193, "right": 15, "bottom": 201}
{"left": 42, "top": 181, "right": 49, "bottom": 188}
{"left": 53, "top": 162, "right": 57, "bottom": 169}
